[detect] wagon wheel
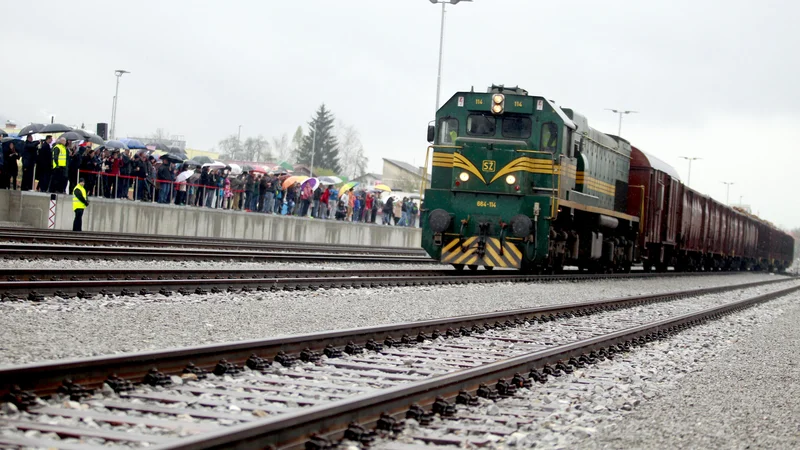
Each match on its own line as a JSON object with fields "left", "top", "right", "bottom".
{"left": 468, "top": 265, "right": 479, "bottom": 271}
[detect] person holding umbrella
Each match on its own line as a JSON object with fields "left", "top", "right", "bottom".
{"left": 72, "top": 177, "right": 89, "bottom": 231}
{"left": 21, "top": 135, "right": 38, "bottom": 191}
{"left": 49, "top": 137, "right": 69, "bottom": 193}
{"left": 36, "top": 135, "right": 53, "bottom": 192}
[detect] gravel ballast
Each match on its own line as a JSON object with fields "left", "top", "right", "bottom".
{"left": 377, "top": 288, "right": 800, "bottom": 450}
{"left": 0, "top": 273, "right": 784, "bottom": 366}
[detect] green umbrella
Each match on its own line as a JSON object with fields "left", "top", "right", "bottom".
{"left": 279, "top": 161, "right": 294, "bottom": 171}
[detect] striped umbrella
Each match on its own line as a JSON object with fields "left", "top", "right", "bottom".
{"left": 340, "top": 181, "right": 359, "bottom": 192}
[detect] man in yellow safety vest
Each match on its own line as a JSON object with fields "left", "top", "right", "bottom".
{"left": 50, "top": 137, "right": 69, "bottom": 193}
{"left": 72, "top": 178, "right": 89, "bottom": 231}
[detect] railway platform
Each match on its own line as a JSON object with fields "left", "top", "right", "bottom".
{"left": 0, "top": 189, "right": 421, "bottom": 248}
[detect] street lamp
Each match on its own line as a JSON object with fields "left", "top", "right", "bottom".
{"left": 605, "top": 109, "right": 637, "bottom": 137}
{"left": 110, "top": 69, "right": 130, "bottom": 140}
{"left": 430, "top": 0, "right": 472, "bottom": 112}
{"left": 679, "top": 156, "right": 702, "bottom": 187}
{"left": 308, "top": 125, "right": 317, "bottom": 177}
{"left": 237, "top": 125, "right": 242, "bottom": 155}
{"left": 721, "top": 181, "right": 734, "bottom": 204}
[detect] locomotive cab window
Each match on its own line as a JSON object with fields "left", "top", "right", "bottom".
{"left": 541, "top": 122, "right": 558, "bottom": 152}
{"left": 437, "top": 118, "right": 459, "bottom": 144}
{"left": 501, "top": 116, "right": 532, "bottom": 138}
{"left": 466, "top": 114, "right": 496, "bottom": 136}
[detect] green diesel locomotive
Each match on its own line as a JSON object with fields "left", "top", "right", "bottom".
{"left": 421, "top": 85, "right": 639, "bottom": 271}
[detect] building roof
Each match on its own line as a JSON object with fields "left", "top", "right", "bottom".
{"left": 383, "top": 158, "right": 431, "bottom": 179}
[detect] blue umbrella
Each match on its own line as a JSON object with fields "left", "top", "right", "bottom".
{"left": 104, "top": 140, "right": 130, "bottom": 150}
{"left": 119, "top": 138, "right": 146, "bottom": 149}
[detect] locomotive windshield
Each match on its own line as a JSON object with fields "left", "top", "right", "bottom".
{"left": 501, "top": 116, "right": 532, "bottom": 139}
{"left": 466, "top": 114, "right": 496, "bottom": 136}
{"left": 540, "top": 122, "right": 558, "bottom": 152}
{"left": 437, "top": 118, "right": 459, "bottom": 144}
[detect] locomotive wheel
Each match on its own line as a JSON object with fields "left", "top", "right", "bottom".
{"left": 484, "top": 266, "right": 494, "bottom": 271}
{"left": 452, "top": 264, "right": 465, "bottom": 271}
{"left": 468, "top": 265, "right": 479, "bottom": 271}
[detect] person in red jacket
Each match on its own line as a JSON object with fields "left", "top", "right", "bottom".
{"left": 319, "top": 186, "right": 330, "bottom": 219}
{"left": 364, "top": 193, "right": 374, "bottom": 223}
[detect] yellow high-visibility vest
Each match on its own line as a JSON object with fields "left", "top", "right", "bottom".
{"left": 52, "top": 144, "right": 67, "bottom": 169}
{"left": 73, "top": 185, "right": 88, "bottom": 211}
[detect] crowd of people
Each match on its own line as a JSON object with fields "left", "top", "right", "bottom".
{"left": 0, "top": 136, "right": 420, "bottom": 227}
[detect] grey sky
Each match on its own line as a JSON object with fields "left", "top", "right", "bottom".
{"left": 4, "top": 0, "right": 799, "bottom": 228}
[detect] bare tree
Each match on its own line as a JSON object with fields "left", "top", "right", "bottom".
{"left": 148, "top": 128, "right": 171, "bottom": 144}
{"left": 243, "top": 135, "right": 273, "bottom": 162}
{"left": 217, "top": 134, "right": 239, "bottom": 160}
{"left": 290, "top": 126, "right": 304, "bottom": 163}
{"left": 272, "top": 133, "right": 291, "bottom": 163}
{"left": 337, "top": 121, "right": 368, "bottom": 179}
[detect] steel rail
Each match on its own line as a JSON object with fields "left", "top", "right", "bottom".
{"left": 0, "top": 243, "right": 432, "bottom": 263}
{"left": 0, "top": 227, "right": 426, "bottom": 255}
{"left": 0, "top": 266, "right": 752, "bottom": 282}
{"left": 0, "top": 268, "right": 770, "bottom": 300}
{"left": 0, "top": 277, "right": 791, "bottom": 400}
{"left": 158, "top": 282, "right": 800, "bottom": 450}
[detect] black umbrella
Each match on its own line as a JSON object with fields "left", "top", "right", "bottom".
{"left": 147, "top": 142, "right": 170, "bottom": 152}
{"left": 104, "top": 140, "right": 130, "bottom": 150}
{"left": 242, "top": 164, "right": 255, "bottom": 172}
{"left": 69, "top": 129, "right": 91, "bottom": 139}
{"left": 17, "top": 123, "right": 45, "bottom": 136}
{"left": 86, "top": 133, "right": 105, "bottom": 146}
{"left": 168, "top": 151, "right": 188, "bottom": 160}
{"left": 168, "top": 146, "right": 183, "bottom": 153}
{"left": 0, "top": 130, "right": 7, "bottom": 137}
{"left": 193, "top": 155, "right": 213, "bottom": 164}
{"left": 40, "top": 123, "right": 73, "bottom": 133}
{"left": 60, "top": 131, "right": 84, "bottom": 141}
{"left": 2, "top": 136, "right": 21, "bottom": 143}
{"left": 184, "top": 159, "right": 202, "bottom": 167}
{"left": 160, "top": 153, "right": 185, "bottom": 164}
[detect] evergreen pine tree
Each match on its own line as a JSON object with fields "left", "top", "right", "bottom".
{"left": 295, "top": 104, "right": 341, "bottom": 173}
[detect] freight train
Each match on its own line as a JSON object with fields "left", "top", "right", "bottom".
{"left": 420, "top": 85, "right": 794, "bottom": 272}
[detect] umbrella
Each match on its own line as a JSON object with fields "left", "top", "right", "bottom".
{"left": 1, "top": 136, "right": 22, "bottom": 143}
{"left": 146, "top": 142, "right": 170, "bottom": 151}
{"left": 84, "top": 133, "right": 105, "bottom": 146}
{"left": 373, "top": 184, "right": 392, "bottom": 192}
{"left": 69, "top": 129, "right": 91, "bottom": 139}
{"left": 184, "top": 159, "right": 202, "bottom": 167}
{"left": 282, "top": 175, "right": 309, "bottom": 190}
{"left": 168, "top": 146, "right": 183, "bottom": 153}
{"left": 119, "top": 138, "right": 147, "bottom": 149}
{"left": 17, "top": 123, "right": 45, "bottom": 136}
{"left": 176, "top": 169, "right": 195, "bottom": 183}
{"left": 40, "top": 123, "right": 72, "bottom": 133}
{"left": 250, "top": 165, "right": 269, "bottom": 174}
{"left": 0, "top": 130, "right": 7, "bottom": 137}
{"left": 104, "top": 140, "right": 130, "bottom": 150}
{"left": 194, "top": 156, "right": 214, "bottom": 164}
{"left": 160, "top": 153, "right": 185, "bottom": 164}
{"left": 60, "top": 131, "right": 85, "bottom": 141}
{"left": 318, "top": 176, "right": 342, "bottom": 185}
{"left": 202, "top": 161, "right": 226, "bottom": 170}
{"left": 168, "top": 151, "right": 188, "bottom": 161}
{"left": 228, "top": 163, "right": 243, "bottom": 176}
{"left": 302, "top": 177, "right": 320, "bottom": 191}
{"left": 278, "top": 161, "right": 294, "bottom": 171}
{"left": 340, "top": 181, "right": 359, "bottom": 192}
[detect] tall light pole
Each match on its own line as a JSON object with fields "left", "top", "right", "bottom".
{"left": 430, "top": 0, "right": 472, "bottom": 112}
{"left": 721, "top": 181, "right": 734, "bottom": 204}
{"left": 605, "top": 109, "right": 637, "bottom": 136}
{"left": 679, "top": 156, "right": 701, "bottom": 187}
{"left": 110, "top": 69, "right": 130, "bottom": 140}
{"left": 237, "top": 125, "right": 242, "bottom": 155}
{"left": 308, "top": 125, "right": 317, "bottom": 177}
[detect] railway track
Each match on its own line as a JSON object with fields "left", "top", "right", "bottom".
{"left": 0, "top": 227, "right": 426, "bottom": 256}
{"left": 0, "top": 243, "right": 432, "bottom": 264}
{"left": 0, "top": 267, "right": 757, "bottom": 300}
{"left": 0, "top": 278, "right": 796, "bottom": 449}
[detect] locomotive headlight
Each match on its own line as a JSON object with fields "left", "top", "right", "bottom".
{"left": 492, "top": 94, "right": 504, "bottom": 104}
{"left": 459, "top": 172, "right": 470, "bottom": 182}
{"left": 505, "top": 175, "right": 516, "bottom": 185}
{"left": 491, "top": 104, "right": 503, "bottom": 114}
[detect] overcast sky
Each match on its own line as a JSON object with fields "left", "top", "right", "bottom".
{"left": 4, "top": 0, "right": 799, "bottom": 228}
